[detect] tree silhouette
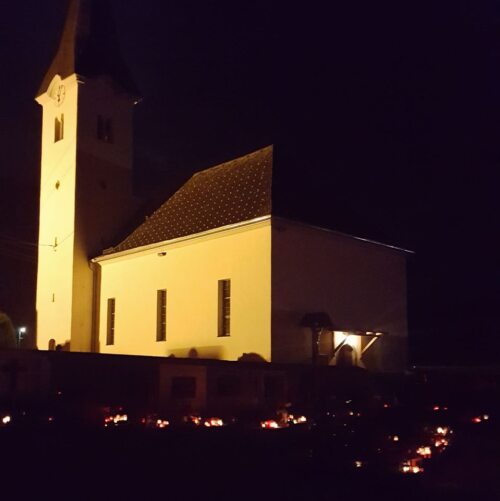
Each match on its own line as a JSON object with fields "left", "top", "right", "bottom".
{"left": 0, "top": 312, "right": 17, "bottom": 349}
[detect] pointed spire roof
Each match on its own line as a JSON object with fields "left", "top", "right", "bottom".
{"left": 37, "top": 0, "right": 140, "bottom": 98}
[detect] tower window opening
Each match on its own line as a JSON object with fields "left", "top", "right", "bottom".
{"left": 54, "top": 114, "right": 64, "bottom": 142}
{"left": 97, "top": 115, "right": 113, "bottom": 143}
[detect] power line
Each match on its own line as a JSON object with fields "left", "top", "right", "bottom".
{"left": 0, "top": 234, "right": 54, "bottom": 249}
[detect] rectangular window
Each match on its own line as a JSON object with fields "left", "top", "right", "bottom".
{"left": 54, "top": 114, "right": 64, "bottom": 142}
{"left": 218, "top": 279, "right": 231, "bottom": 337}
{"left": 106, "top": 298, "right": 115, "bottom": 345}
{"left": 97, "top": 115, "right": 113, "bottom": 143}
{"left": 156, "top": 289, "right": 167, "bottom": 341}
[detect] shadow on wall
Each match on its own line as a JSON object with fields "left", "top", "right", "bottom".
{"left": 48, "top": 339, "right": 71, "bottom": 352}
{"left": 238, "top": 352, "right": 268, "bottom": 362}
{"left": 168, "top": 346, "right": 223, "bottom": 359}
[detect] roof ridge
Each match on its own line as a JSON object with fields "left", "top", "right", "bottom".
{"left": 107, "top": 145, "right": 273, "bottom": 254}
{"left": 191, "top": 145, "right": 273, "bottom": 179}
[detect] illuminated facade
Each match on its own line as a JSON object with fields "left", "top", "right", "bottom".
{"left": 35, "top": 0, "right": 139, "bottom": 352}
{"left": 35, "top": 0, "right": 409, "bottom": 371}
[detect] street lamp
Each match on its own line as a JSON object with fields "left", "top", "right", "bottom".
{"left": 17, "top": 326, "right": 27, "bottom": 348}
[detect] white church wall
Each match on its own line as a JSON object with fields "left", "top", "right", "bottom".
{"left": 96, "top": 220, "right": 272, "bottom": 361}
{"left": 70, "top": 78, "right": 137, "bottom": 352}
{"left": 36, "top": 74, "right": 79, "bottom": 350}
{"left": 36, "top": 75, "right": 137, "bottom": 352}
{"left": 270, "top": 219, "right": 409, "bottom": 371}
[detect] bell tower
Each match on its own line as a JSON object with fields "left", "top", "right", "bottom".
{"left": 35, "top": 0, "right": 140, "bottom": 351}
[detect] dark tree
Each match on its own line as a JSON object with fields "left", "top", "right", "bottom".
{"left": 0, "top": 312, "right": 17, "bottom": 349}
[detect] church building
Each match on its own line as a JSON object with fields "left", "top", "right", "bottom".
{"left": 35, "top": 0, "right": 409, "bottom": 372}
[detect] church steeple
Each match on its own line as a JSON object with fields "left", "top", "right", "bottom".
{"left": 37, "top": 0, "right": 139, "bottom": 99}
{"left": 35, "top": 0, "right": 138, "bottom": 353}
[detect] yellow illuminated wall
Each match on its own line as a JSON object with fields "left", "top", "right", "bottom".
{"left": 36, "top": 75, "right": 79, "bottom": 350}
{"left": 94, "top": 216, "right": 408, "bottom": 369}
{"left": 36, "top": 74, "right": 136, "bottom": 352}
{"left": 96, "top": 219, "right": 272, "bottom": 361}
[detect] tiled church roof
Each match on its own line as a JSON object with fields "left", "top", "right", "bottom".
{"left": 109, "top": 146, "right": 273, "bottom": 253}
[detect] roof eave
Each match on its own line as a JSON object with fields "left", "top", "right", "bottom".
{"left": 271, "top": 216, "right": 414, "bottom": 255}
{"left": 92, "top": 215, "right": 272, "bottom": 263}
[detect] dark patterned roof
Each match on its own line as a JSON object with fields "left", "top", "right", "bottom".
{"left": 109, "top": 146, "right": 273, "bottom": 253}
{"left": 37, "top": 0, "right": 140, "bottom": 98}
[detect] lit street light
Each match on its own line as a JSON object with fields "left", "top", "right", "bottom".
{"left": 17, "top": 326, "right": 27, "bottom": 348}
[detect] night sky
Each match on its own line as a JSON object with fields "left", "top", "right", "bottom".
{"left": 0, "top": 0, "right": 499, "bottom": 365}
